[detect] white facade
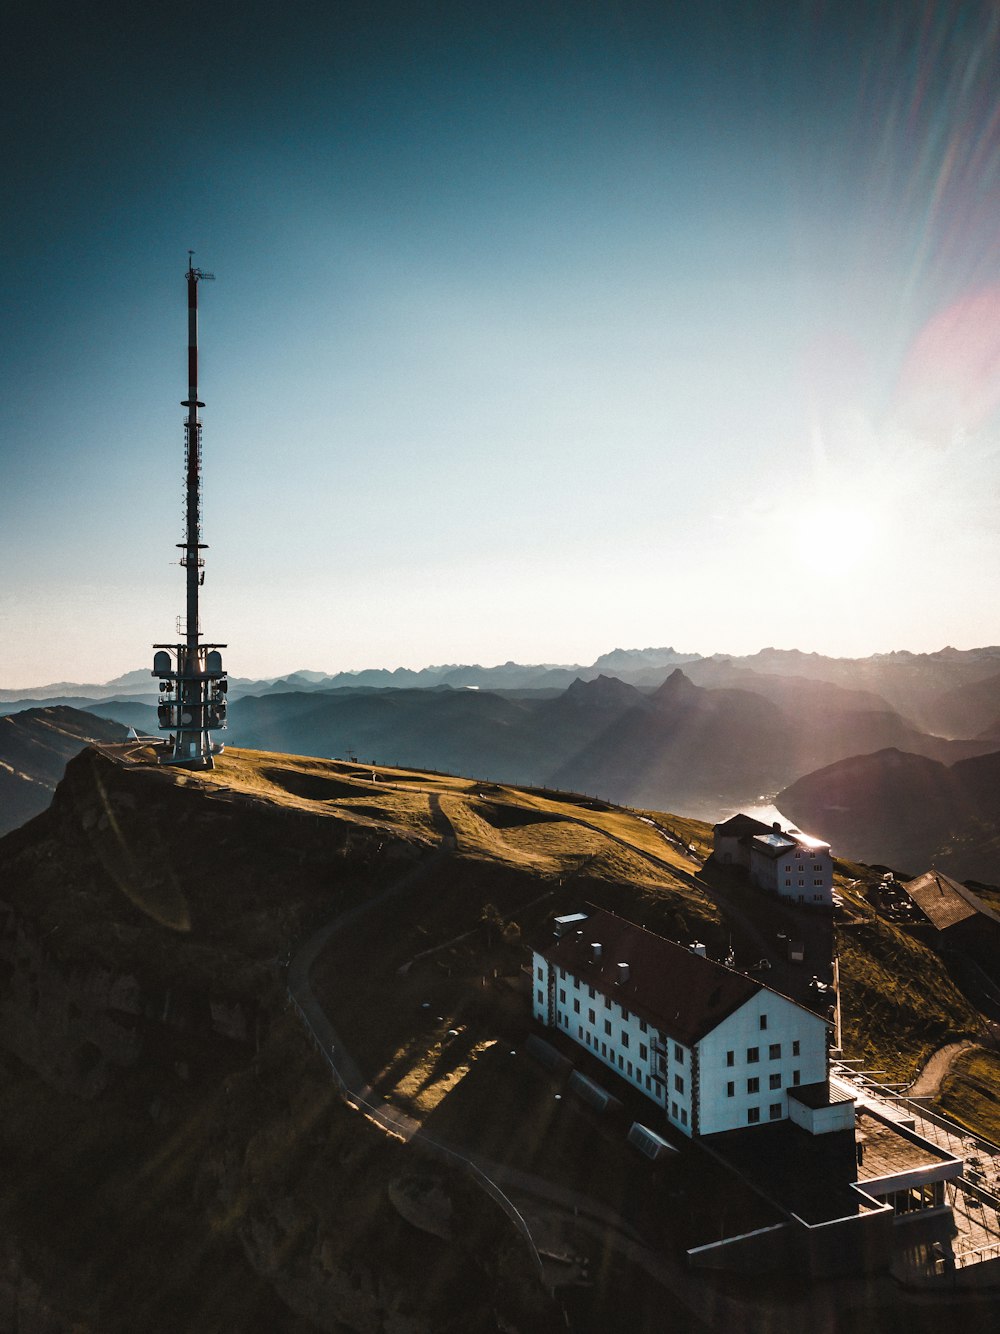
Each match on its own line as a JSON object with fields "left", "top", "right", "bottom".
{"left": 696, "top": 990, "right": 829, "bottom": 1136}
{"left": 532, "top": 913, "right": 836, "bottom": 1139}
{"left": 750, "top": 828, "right": 834, "bottom": 907}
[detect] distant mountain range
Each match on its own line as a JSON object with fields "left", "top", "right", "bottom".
{"left": 0, "top": 707, "right": 127, "bottom": 836}
{"left": 4, "top": 646, "right": 1000, "bottom": 881}
{"left": 6, "top": 644, "right": 1000, "bottom": 735}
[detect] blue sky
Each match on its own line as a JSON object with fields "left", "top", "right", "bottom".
{"left": 2, "top": 1, "right": 998, "bottom": 685}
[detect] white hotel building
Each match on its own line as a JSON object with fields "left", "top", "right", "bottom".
{"left": 713, "top": 815, "right": 835, "bottom": 908}
{"left": 532, "top": 910, "right": 849, "bottom": 1139}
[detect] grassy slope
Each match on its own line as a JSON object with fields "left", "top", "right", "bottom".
{"left": 933, "top": 1048, "right": 1000, "bottom": 1145}
{"left": 201, "top": 748, "right": 988, "bottom": 1101}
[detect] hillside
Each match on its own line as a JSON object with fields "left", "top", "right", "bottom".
{"left": 0, "top": 743, "right": 990, "bottom": 1330}
{"left": 0, "top": 707, "right": 127, "bottom": 835}
{"left": 778, "top": 747, "right": 1000, "bottom": 883}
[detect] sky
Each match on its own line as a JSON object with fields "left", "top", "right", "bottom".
{"left": 1, "top": 0, "right": 999, "bottom": 686}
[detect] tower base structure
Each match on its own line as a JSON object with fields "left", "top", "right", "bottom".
{"left": 153, "top": 644, "right": 228, "bottom": 768}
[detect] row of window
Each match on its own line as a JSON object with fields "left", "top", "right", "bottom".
{"left": 784, "top": 878, "right": 826, "bottom": 888}
{"left": 727, "top": 1041, "right": 799, "bottom": 1065}
{"left": 727, "top": 1071, "right": 799, "bottom": 1095}
{"left": 782, "top": 863, "right": 825, "bottom": 872}
{"left": 579, "top": 1028, "right": 664, "bottom": 1099}
{"left": 550, "top": 973, "right": 651, "bottom": 1024}
{"left": 747, "top": 1104, "right": 783, "bottom": 1123}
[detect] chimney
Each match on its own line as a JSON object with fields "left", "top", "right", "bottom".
{"left": 617, "top": 962, "right": 630, "bottom": 984}
{"left": 591, "top": 942, "right": 602, "bottom": 962}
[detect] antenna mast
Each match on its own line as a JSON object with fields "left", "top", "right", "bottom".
{"left": 152, "top": 254, "right": 228, "bottom": 768}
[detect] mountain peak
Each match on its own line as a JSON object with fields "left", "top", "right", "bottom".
{"left": 651, "top": 667, "right": 700, "bottom": 702}
{"left": 561, "top": 674, "right": 639, "bottom": 708}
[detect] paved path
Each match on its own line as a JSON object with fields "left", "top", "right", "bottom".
{"left": 905, "top": 1040, "right": 977, "bottom": 1098}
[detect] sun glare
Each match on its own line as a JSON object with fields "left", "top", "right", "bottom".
{"left": 792, "top": 498, "right": 880, "bottom": 578}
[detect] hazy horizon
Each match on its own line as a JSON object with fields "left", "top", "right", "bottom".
{"left": 5, "top": 638, "right": 1000, "bottom": 695}
{"left": 2, "top": 2, "right": 998, "bottom": 685}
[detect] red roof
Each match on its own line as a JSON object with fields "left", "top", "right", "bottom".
{"left": 539, "top": 910, "right": 765, "bottom": 1046}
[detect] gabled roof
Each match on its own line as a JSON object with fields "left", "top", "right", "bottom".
{"left": 900, "top": 870, "right": 1000, "bottom": 932}
{"left": 536, "top": 910, "right": 824, "bottom": 1047}
{"left": 713, "top": 813, "right": 772, "bottom": 839}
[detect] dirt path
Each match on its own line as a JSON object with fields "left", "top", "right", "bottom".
{"left": 905, "top": 1039, "right": 977, "bottom": 1097}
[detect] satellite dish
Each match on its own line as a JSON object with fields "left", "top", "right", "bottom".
{"left": 206, "top": 649, "right": 223, "bottom": 673}
{"left": 153, "top": 650, "right": 171, "bottom": 674}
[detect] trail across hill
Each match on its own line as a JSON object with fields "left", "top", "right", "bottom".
{"left": 905, "top": 1039, "right": 977, "bottom": 1097}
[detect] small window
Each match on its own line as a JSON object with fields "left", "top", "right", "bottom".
{"left": 559, "top": 988, "right": 566, "bottom": 1004}
{"left": 769, "top": 1043, "right": 781, "bottom": 1059}
{"left": 814, "top": 878, "right": 824, "bottom": 886}
{"left": 536, "top": 989, "right": 543, "bottom": 1004}
{"left": 618, "top": 1054, "right": 624, "bottom": 1069}
{"left": 639, "top": 1042, "right": 648, "bottom": 1061}
{"left": 588, "top": 985, "right": 595, "bottom": 999}
{"left": 604, "top": 1019, "right": 612, "bottom": 1036}
{"left": 785, "top": 879, "right": 791, "bottom": 886}
{"left": 793, "top": 1070, "right": 801, "bottom": 1085}
{"left": 747, "top": 1077, "right": 760, "bottom": 1094}
{"left": 604, "top": 995, "right": 611, "bottom": 1009}
{"left": 747, "top": 1047, "right": 759, "bottom": 1063}
{"left": 769, "top": 1102, "right": 782, "bottom": 1120}
{"left": 621, "top": 1007, "right": 630, "bottom": 1021}
{"left": 573, "top": 998, "right": 580, "bottom": 1013}
{"left": 680, "top": 1108, "right": 687, "bottom": 1125}
{"left": 674, "top": 1043, "right": 684, "bottom": 1063}
{"left": 654, "top": 1081, "right": 662, "bottom": 1098}
{"left": 601, "top": 1042, "right": 607, "bottom": 1057}
{"left": 578, "top": 1025, "right": 583, "bottom": 1038}
{"left": 770, "top": 1073, "right": 782, "bottom": 1090}
{"left": 639, "top": 1018, "right": 648, "bottom": 1034}
{"left": 585, "top": 1032, "right": 591, "bottom": 1046}
{"left": 627, "top": 1060, "right": 633, "bottom": 1077}
{"left": 621, "top": 1031, "right": 630, "bottom": 1048}
{"left": 792, "top": 1040, "right": 800, "bottom": 1056}
{"left": 536, "top": 965, "right": 543, "bottom": 979}
{"left": 675, "top": 1074, "right": 684, "bottom": 1094}
{"left": 759, "top": 1015, "right": 768, "bottom": 1031}
{"left": 726, "top": 1050, "right": 735, "bottom": 1067}
{"left": 798, "top": 878, "right": 804, "bottom": 886}
{"left": 727, "top": 1081, "right": 735, "bottom": 1098}
{"left": 671, "top": 1101, "right": 679, "bottom": 1118}
{"left": 748, "top": 1107, "right": 760, "bottom": 1124}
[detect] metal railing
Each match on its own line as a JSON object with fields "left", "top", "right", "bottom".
{"left": 955, "top": 1240, "right": 1000, "bottom": 1269}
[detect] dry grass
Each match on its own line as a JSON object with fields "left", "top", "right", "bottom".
{"left": 933, "top": 1047, "right": 1000, "bottom": 1145}
{"left": 836, "top": 917, "right": 984, "bottom": 1082}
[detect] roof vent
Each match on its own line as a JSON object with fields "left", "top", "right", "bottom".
{"left": 772, "top": 821, "right": 782, "bottom": 833}
{"left": 617, "top": 962, "right": 630, "bottom": 984}
{"left": 690, "top": 942, "right": 707, "bottom": 957}
{"left": 591, "top": 942, "right": 602, "bottom": 962}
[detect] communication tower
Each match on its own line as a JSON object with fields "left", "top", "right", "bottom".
{"left": 152, "top": 254, "right": 228, "bottom": 768}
